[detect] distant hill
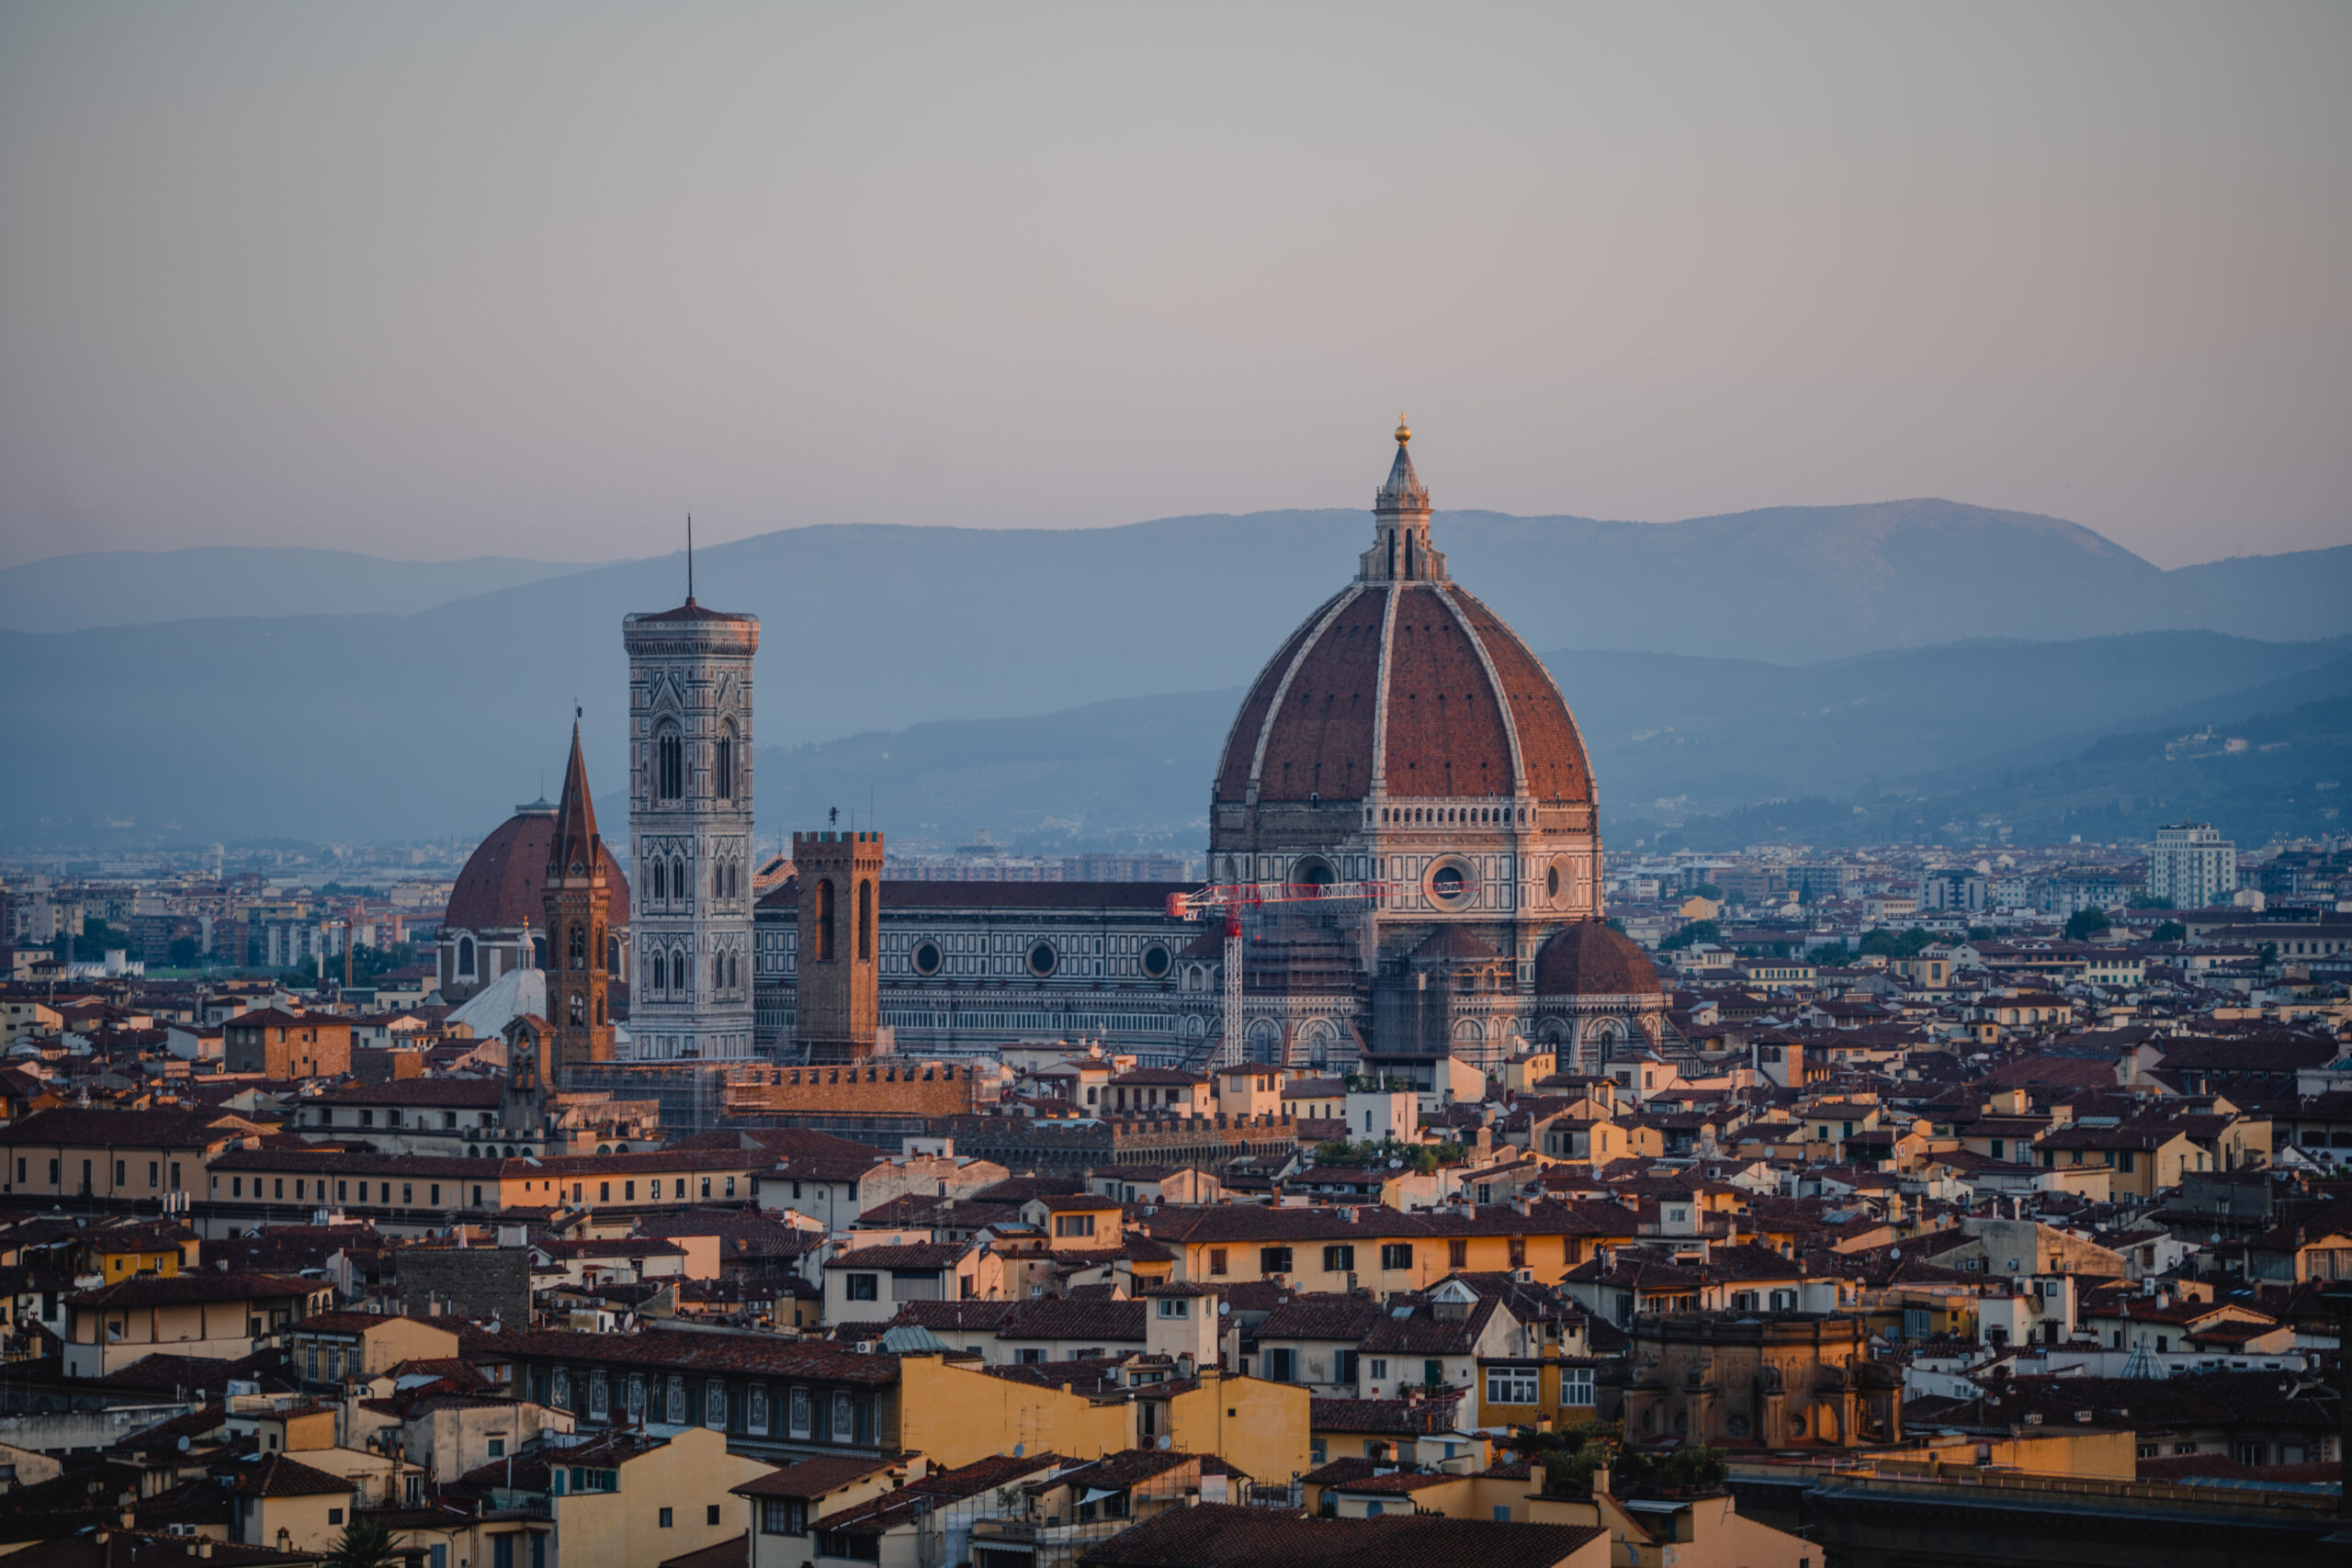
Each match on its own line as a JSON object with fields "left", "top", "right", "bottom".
{"left": 742, "top": 632, "right": 2351, "bottom": 856}
{"left": 1657, "top": 682, "right": 2352, "bottom": 853}
{"left": 3, "top": 500, "right": 2346, "bottom": 846}
{"left": 0, "top": 547, "right": 593, "bottom": 632}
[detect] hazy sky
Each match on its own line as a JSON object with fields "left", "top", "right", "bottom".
{"left": 3, "top": 4, "right": 2346, "bottom": 572}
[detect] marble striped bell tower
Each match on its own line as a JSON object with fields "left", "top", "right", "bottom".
{"left": 623, "top": 575, "right": 759, "bottom": 1062}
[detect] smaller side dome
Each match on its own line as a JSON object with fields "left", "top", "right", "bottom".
{"left": 1535, "top": 920, "right": 1662, "bottom": 997}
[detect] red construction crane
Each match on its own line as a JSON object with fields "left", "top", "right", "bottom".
{"left": 1165, "top": 879, "right": 1391, "bottom": 1068}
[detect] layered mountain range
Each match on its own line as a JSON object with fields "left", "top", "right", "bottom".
{"left": 3, "top": 500, "right": 2345, "bottom": 847}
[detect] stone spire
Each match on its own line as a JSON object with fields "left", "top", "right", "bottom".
{"left": 542, "top": 718, "right": 615, "bottom": 1075}
{"left": 548, "top": 721, "right": 603, "bottom": 884}
{"left": 1360, "top": 413, "right": 1447, "bottom": 583}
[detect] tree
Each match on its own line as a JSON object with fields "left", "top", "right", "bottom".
{"left": 168, "top": 936, "right": 200, "bottom": 967}
{"left": 1660, "top": 920, "right": 1720, "bottom": 953}
{"left": 1688, "top": 883, "right": 1725, "bottom": 903}
{"left": 2064, "top": 908, "right": 2109, "bottom": 942}
{"left": 2151, "top": 920, "right": 2187, "bottom": 943}
{"left": 324, "top": 1515, "right": 400, "bottom": 1568}
{"left": 1859, "top": 926, "right": 1934, "bottom": 958}
{"left": 1967, "top": 926, "right": 1995, "bottom": 942}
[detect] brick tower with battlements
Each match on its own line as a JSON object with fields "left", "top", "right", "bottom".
{"left": 794, "top": 829, "right": 883, "bottom": 1063}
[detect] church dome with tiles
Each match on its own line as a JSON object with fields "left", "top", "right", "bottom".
{"left": 1196, "top": 422, "right": 1624, "bottom": 1072}
{"left": 1213, "top": 423, "right": 1594, "bottom": 810}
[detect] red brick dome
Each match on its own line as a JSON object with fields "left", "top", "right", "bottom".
{"left": 1534, "top": 920, "right": 1662, "bottom": 997}
{"left": 1215, "top": 579, "right": 1594, "bottom": 806}
{"left": 446, "top": 804, "right": 630, "bottom": 931}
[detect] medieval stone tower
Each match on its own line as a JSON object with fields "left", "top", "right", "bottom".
{"left": 543, "top": 722, "right": 616, "bottom": 1073}
{"left": 794, "top": 829, "right": 883, "bottom": 1063}
{"left": 624, "top": 587, "right": 759, "bottom": 1061}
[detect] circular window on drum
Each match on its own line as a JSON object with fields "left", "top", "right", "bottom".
{"left": 1026, "top": 941, "right": 1058, "bottom": 977}
{"left": 1426, "top": 858, "right": 1476, "bottom": 909}
{"left": 1140, "top": 942, "right": 1171, "bottom": 980}
{"left": 1546, "top": 861, "right": 1562, "bottom": 901}
{"left": 910, "top": 940, "right": 944, "bottom": 977}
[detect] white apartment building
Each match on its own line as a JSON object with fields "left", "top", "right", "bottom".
{"left": 2147, "top": 822, "right": 2237, "bottom": 910}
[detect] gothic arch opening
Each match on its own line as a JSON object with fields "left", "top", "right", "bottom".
{"left": 656, "top": 725, "right": 684, "bottom": 801}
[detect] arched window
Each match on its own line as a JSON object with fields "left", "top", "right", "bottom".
{"left": 657, "top": 727, "right": 684, "bottom": 800}
{"left": 715, "top": 726, "right": 735, "bottom": 801}
{"left": 596, "top": 993, "right": 606, "bottom": 1025}
{"left": 530, "top": 933, "right": 548, "bottom": 969}
{"left": 673, "top": 856, "right": 687, "bottom": 905}
{"left": 651, "top": 952, "right": 667, "bottom": 993}
{"left": 594, "top": 923, "right": 605, "bottom": 969}
{"left": 814, "top": 879, "right": 835, "bottom": 963}
{"left": 608, "top": 933, "right": 621, "bottom": 973}
{"left": 569, "top": 991, "right": 585, "bottom": 1026}
{"left": 569, "top": 923, "right": 586, "bottom": 970}
{"left": 858, "top": 879, "right": 874, "bottom": 962}
{"left": 458, "top": 937, "right": 475, "bottom": 977}
{"left": 651, "top": 858, "right": 666, "bottom": 901}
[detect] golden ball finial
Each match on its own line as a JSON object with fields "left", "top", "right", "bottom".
{"left": 1395, "top": 412, "right": 1411, "bottom": 446}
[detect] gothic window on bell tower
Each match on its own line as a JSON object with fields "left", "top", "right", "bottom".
{"left": 716, "top": 725, "right": 736, "bottom": 800}
{"left": 569, "top": 924, "right": 586, "bottom": 970}
{"left": 652, "top": 859, "right": 667, "bottom": 901}
{"left": 658, "top": 727, "right": 684, "bottom": 800}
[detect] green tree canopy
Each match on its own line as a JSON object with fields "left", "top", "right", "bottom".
{"left": 1660, "top": 920, "right": 1720, "bottom": 953}
{"left": 2064, "top": 908, "right": 2110, "bottom": 942}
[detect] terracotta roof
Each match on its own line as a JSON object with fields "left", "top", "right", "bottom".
{"left": 658, "top": 1535, "right": 747, "bottom": 1568}
{"left": 1258, "top": 1293, "right": 1388, "bottom": 1341}
{"left": 1309, "top": 1393, "right": 1466, "bottom": 1435}
{"left": 313, "top": 1079, "right": 503, "bottom": 1107}
{"left": 0, "top": 1107, "right": 243, "bottom": 1148}
{"left": 491, "top": 1326, "right": 899, "bottom": 1384}
{"left": 1534, "top": 921, "right": 1662, "bottom": 998}
{"left": 225, "top": 1452, "right": 352, "bottom": 1498}
{"left": 1077, "top": 1502, "right": 1606, "bottom": 1568}
{"left": 760, "top": 881, "right": 1189, "bottom": 913}
{"left": 69, "top": 1271, "right": 319, "bottom": 1308}
{"left": 731, "top": 1455, "right": 897, "bottom": 1498}
{"left": 997, "top": 1297, "right": 1147, "bottom": 1344}
{"left": 446, "top": 807, "right": 629, "bottom": 931}
{"left": 1214, "top": 570, "right": 1594, "bottom": 807}
{"left": 825, "top": 1243, "right": 967, "bottom": 1270}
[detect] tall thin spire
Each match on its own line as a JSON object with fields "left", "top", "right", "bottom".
{"left": 686, "top": 514, "right": 695, "bottom": 606}
{"left": 548, "top": 720, "right": 603, "bottom": 881}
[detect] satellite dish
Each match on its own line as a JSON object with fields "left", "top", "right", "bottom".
{"left": 1389, "top": 1158, "right": 1403, "bottom": 1169}
{"left": 1219, "top": 1302, "right": 1231, "bottom": 1315}
{"left": 1889, "top": 1247, "right": 1901, "bottom": 1260}
{"left": 177, "top": 1437, "right": 190, "bottom": 1452}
